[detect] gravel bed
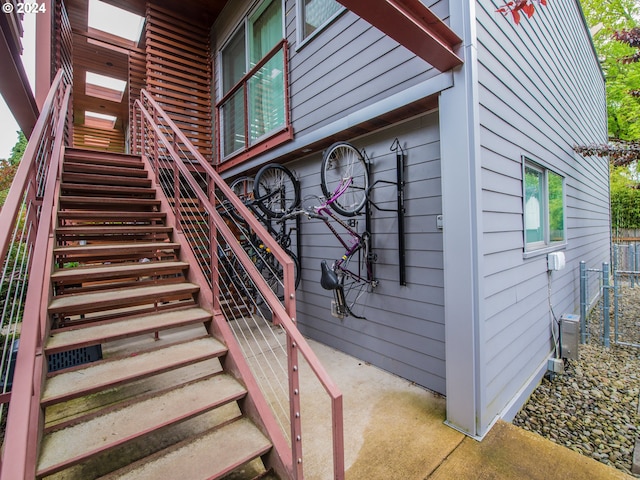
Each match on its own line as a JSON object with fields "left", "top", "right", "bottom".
{"left": 513, "top": 284, "right": 640, "bottom": 477}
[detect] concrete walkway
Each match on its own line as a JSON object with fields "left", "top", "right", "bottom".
{"left": 300, "top": 340, "right": 634, "bottom": 480}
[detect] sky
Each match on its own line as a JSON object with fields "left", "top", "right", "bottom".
{"left": 0, "top": 13, "right": 36, "bottom": 160}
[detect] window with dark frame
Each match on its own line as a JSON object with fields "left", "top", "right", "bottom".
{"left": 219, "top": 0, "right": 286, "bottom": 161}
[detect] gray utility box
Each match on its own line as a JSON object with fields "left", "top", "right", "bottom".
{"left": 560, "top": 314, "right": 580, "bottom": 361}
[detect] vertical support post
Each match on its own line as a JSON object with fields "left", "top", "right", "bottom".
{"left": 332, "top": 395, "right": 345, "bottom": 480}
{"left": 132, "top": 103, "right": 139, "bottom": 156}
{"left": 35, "top": 0, "right": 53, "bottom": 109}
{"left": 613, "top": 257, "right": 619, "bottom": 345}
{"left": 633, "top": 243, "right": 640, "bottom": 284}
{"left": 579, "top": 261, "right": 587, "bottom": 344}
{"left": 152, "top": 108, "right": 159, "bottom": 184}
{"left": 288, "top": 337, "right": 303, "bottom": 480}
{"left": 174, "top": 167, "right": 182, "bottom": 234}
{"left": 602, "top": 262, "right": 610, "bottom": 347}
{"left": 209, "top": 177, "right": 219, "bottom": 307}
{"left": 630, "top": 243, "right": 635, "bottom": 287}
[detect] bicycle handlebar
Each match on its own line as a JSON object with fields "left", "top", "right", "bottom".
{"left": 277, "top": 209, "right": 325, "bottom": 223}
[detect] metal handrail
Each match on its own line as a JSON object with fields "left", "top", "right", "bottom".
{"left": 134, "top": 89, "right": 344, "bottom": 480}
{"left": 0, "top": 69, "right": 71, "bottom": 479}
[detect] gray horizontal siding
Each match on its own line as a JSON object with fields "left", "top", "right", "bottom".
{"left": 476, "top": 0, "right": 608, "bottom": 429}
{"left": 286, "top": 0, "right": 446, "bottom": 138}
{"left": 287, "top": 113, "right": 446, "bottom": 394}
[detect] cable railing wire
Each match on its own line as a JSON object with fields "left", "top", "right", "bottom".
{"left": 134, "top": 90, "right": 345, "bottom": 479}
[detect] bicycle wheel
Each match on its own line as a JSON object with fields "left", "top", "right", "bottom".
{"left": 321, "top": 142, "right": 368, "bottom": 217}
{"left": 336, "top": 271, "right": 369, "bottom": 319}
{"left": 258, "top": 247, "right": 301, "bottom": 300}
{"left": 230, "top": 176, "right": 255, "bottom": 202}
{"left": 228, "top": 176, "right": 254, "bottom": 222}
{"left": 253, "top": 164, "right": 300, "bottom": 218}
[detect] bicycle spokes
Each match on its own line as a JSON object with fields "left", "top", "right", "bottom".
{"left": 331, "top": 272, "right": 370, "bottom": 320}
{"left": 254, "top": 163, "right": 300, "bottom": 218}
{"left": 321, "top": 142, "right": 369, "bottom": 217}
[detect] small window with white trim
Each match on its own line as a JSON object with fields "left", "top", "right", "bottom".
{"left": 298, "top": 0, "right": 343, "bottom": 42}
{"left": 523, "top": 159, "right": 565, "bottom": 250}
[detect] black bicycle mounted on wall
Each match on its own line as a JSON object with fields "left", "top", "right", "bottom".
{"left": 224, "top": 163, "right": 302, "bottom": 300}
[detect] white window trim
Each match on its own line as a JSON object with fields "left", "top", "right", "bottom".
{"left": 295, "top": 0, "right": 345, "bottom": 49}
{"left": 522, "top": 157, "right": 567, "bottom": 257}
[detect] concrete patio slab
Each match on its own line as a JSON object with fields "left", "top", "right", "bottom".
{"left": 300, "top": 340, "right": 634, "bottom": 480}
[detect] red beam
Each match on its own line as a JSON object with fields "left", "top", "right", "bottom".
{"left": 0, "top": 17, "right": 39, "bottom": 136}
{"left": 337, "top": 0, "right": 463, "bottom": 72}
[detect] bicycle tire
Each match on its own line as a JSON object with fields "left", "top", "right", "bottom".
{"left": 320, "top": 142, "right": 368, "bottom": 217}
{"left": 253, "top": 164, "right": 300, "bottom": 218}
{"left": 337, "top": 271, "right": 369, "bottom": 319}
{"left": 228, "top": 176, "right": 255, "bottom": 222}
{"left": 258, "top": 247, "right": 301, "bottom": 300}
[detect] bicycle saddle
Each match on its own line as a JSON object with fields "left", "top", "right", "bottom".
{"left": 320, "top": 260, "right": 340, "bottom": 290}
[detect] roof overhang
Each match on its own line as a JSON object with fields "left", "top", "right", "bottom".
{"left": 0, "top": 14, "right": 38, "bottom": 137}
{"left": 336, "top": 0, "right": 463, "bottom": 72}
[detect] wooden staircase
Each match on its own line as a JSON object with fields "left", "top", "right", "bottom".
{"left": 38, "top": 148, "right": 278, "bottom": 479}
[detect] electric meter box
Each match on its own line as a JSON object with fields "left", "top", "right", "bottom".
{"left": 560, "top": 314, "right": 580, "bottom": 361}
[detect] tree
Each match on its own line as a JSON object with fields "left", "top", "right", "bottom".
{"left": 496, "top": 0, "right": 547, "bottom": 25}
{"left": 0, "top": 131, "right": 26, "bottom": 207}
{"left": 574, "top": 1, "right": 640, "bottom": 166}
{"left": 610, "top": 165, "right": 640, "bottom": 230}
{"left": 8, "top": 131, "right": 26, "bottom": 166}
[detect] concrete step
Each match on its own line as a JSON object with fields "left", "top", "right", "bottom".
{"left": 99, "top": 418, "right": 272, "bottom": 480}
{"left": 36, "top": 375, "right": 247, "bottom": 478}
{"left": 42, "top": 336, "right": 227, "bottom": 406}
{"left": 45, "top": 307, "right": 212, "bottom": 354}
{"left": 48, "top": 282, "right": 200, "bottom": 317}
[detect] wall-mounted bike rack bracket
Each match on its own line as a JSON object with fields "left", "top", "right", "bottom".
{"left": 365, "top": 138, "right": 407, "bottom": 286}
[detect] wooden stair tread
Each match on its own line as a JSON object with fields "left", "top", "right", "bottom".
{"left": 64, "top": 162, "right": 148, "bottom": 177}
{"left": 54, "top": 242, "right": 180, "bottom": 256}
{"left": 64, "top": 149, "right": 142, "bottom": 165}
{"left": 36, "top": 375, "right": 246, "bottom": 477}
{"left": 63, "top": 156, "right": 144, "bottom": 169}
{"left": 51, "top": 260, "right": 189, "bottom": 283}
{"left": 48, "top": 283, "right": 199, "bottom": 314}
{"left": 58, "top": 210, "right": 165, "bottom": 220}
{"left": 59, "top": 196, "right": 161, "bottom": 207}
{"left": 62, "top": 172, "right": 152, "bottom": 188}
{"left": 56, "top": 226, "right": 172, "bottom": 235}
{"left": 45, "top": 308, "right": 212, "bottom": 353}
{"left": 99, "top": 418, "right": 271, "bottom": 480}
{"left": 42, "top": 337, "right": 227, "bottom": 406}
{"left": 60, "top": 184, "right": 156, "bottom": 197}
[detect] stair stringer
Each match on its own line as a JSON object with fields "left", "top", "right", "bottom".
{"left": 32, "top": 148, "right": 66, "bottom": 476}
{"left": 140, "top": 156, "right": 294, "bottom": 480}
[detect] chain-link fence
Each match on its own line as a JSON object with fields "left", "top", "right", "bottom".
{"left": 580, "top": 243, "right": 640, "bottom": 348}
